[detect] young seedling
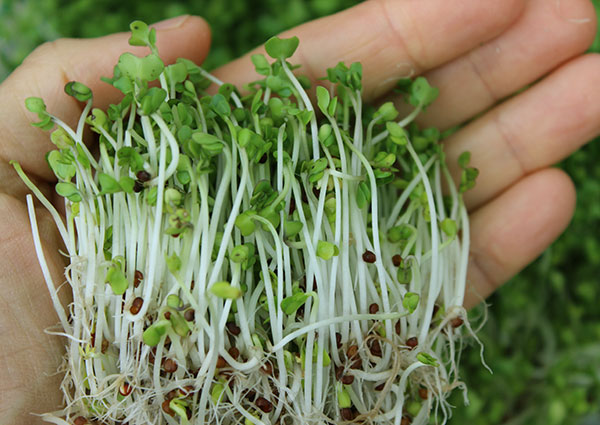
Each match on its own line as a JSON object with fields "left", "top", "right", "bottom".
{"left": 18, "top": 21, "right": 480, "bottom": 425}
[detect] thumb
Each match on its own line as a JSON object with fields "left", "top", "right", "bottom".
{"left": 0, "top": 15, "right": 211, "bottom": 179}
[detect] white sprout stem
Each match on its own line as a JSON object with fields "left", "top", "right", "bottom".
{"left": 272, "top": 312, "right": 406, "bottom": 352}
{"left": 405, "top": 141, "right": 441, "bottom": 343}
{"left": 281, "top": 61, "right": 319, "bottom": 159}
{"left": 11, "top": 163, "right": 72, "bottom": 254}
{"left": 76, "top": 100, "right": 93, "bottom": 139}
{"left": 151, "top": 113, "right": 180, "bottom": 180}
{"left": 386, "top": 155, "right": 436, "bottom": 229}
{"left": 135, "top": 131, "right": 168, "bottom": 318}
{"left": 26, "top": 195, "right": 71, "bottom": 332}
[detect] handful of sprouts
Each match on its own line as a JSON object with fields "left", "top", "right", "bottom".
{"left": 15, "top": 21, "right": 481, "bottom": 425}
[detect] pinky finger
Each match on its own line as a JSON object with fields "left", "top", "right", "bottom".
{"left": 464, "top": 168, "right": 576, "bottom": 308}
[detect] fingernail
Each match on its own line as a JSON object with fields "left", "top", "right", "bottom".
{"left": 152, "top": 15, "right": 189, "bottom": 30}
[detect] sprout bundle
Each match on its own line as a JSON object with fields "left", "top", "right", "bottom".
{"left": 17, "top": 22, "right": 481, "bottom": 425}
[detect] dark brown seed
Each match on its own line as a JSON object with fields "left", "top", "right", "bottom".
{"left": 350, "top": 358, "right": 362, "bottom": 369}
{"left": 395, "top": 321, "right": 401, "bottom": 335}
{"left": 164, "top": 311, "right": 171, "bottom": 320}
{"left": 101, "top": 339, "right": 109, "bottom": 354}
{"left": 362, "top": 250, "right": 376, "bottom": 263}
{"left": 259, "top": 153, "right": 268, "bottom": 164}
{"left": 451, "top": 317, "right": 464, "bottom": 328}
{"left": 261, "top": 362, "right": 273, "bottom": 376}
{"left": 136, "top": 170, "right": 151, "bottom": 182}
{"left": 165, "top": 389, "right": 178, "bottom": 401}
{"left": 179, "top": 385, "right": 195, "bottom": 397}
{"left": 336, "top": 332, "right": 342, "bottom": 349}
{"left": 340, "top": 407, "right": 354, "bottom": 420}
{"left": 216, "top": 356, "right": 228, "bottom": 368}
{"left": 369, "top": 303, "right": 379, "bottom": 314}
{"left": 163, "top": 358, "right": 178, "bottom": 373}
{"left": 245, "top": 390, "right": 256, "bottom": 402}
{"left": 346, "top": 345, "right": 358, "bottom": 359}
{"left": 162, "top": 399, "right": 175, "bottom": 416}
{"left": 374, "top": 383, "right": 385, "bottom": 391}
{"left": 392, "top": 254, "right": 403, "bottom": 267}
{"left": 130, "top": 297, "right": 144, "bottom": 315}
{"left": 256, "top": 396, "right": 273, "bottom": 413}
{"left": 133, "top": 270, "right": 143, "bottom": 288}
{"left": 133, "top": 180, "right": 144, "bottom": 193}
{"left": 419, "top": 388, "right": 428, "bottom": 399}
{"left": 190, "top": 280, "right": 195, "bottom": 290}
{"left": 119, "top": 382, "right": 133, "bottom": 396}
{"left": 228, "top": 346, "right": 240, "bottom": 360}
{"left": 335, "top": 366, "right": 344, "bottom": 381}
{"left": 226, "top": 322, "right": 241, "bottom": 336}
{"left": 74, "top": 417, "right": 88, "bottom": 425}
{"left": 341, "top": 374, "right": 355, "bottom": 385}
{"left": 369, "top": 340, "right": 382, "bottom": 357}
{"left": 347, "top": 345, "right": 358, "bottom": 359}
{"left": 184, "top": 309, "right": 195, "bottom": 322}
{"left": 401, "top": 416, "right": 412, "bottom": 425}
{"left": 406, "top": 337, "right": 418, "bottom": 349}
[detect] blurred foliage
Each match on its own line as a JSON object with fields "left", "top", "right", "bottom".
{"left": 1, "top": 1, "right": 599, "bottom": 424}
{"left": 0, "top": 0, "right": 358, "bottom": 79}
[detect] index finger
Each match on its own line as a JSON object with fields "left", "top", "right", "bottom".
{"left": 214, "top": 0, "right": 525, "bottom": 100}
{"left": 0, "top": 16, "right": 211, "bottom": 181}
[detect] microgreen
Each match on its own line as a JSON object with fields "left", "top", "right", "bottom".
{"left": 417, "top": 352, "right": 440, "bottom": 367}
{"left": 25, "top": 97, "right": 54, "bottom": 130}
{"left": 142, "top": 319, "right": 170, "bottom": 347}
{"left": 281, "top": 292, "right": 311, "bottom": 315}
{"left": 408, "top": 76, "right": 439, "bottom": 108}
{"left": 16, "top": 25, "right": 480, "bottom": 425}
{"left": 265, "top": 35, "right": 299, "bottom": 60}
{"left": 105, "top": 263, "right": 128, "bottom": 295}
{"left": 210, "top": 281, "right": 243, "bottom": 299}
{"left": 64, "top": 81, "right": 92, "bottom": 102}
{"left": 55, "top": 182, "right": 82, "bottom": 202}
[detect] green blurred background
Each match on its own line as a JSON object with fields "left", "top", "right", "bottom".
{"left": 1, "top": 1, "right": 599, "bottom": 424}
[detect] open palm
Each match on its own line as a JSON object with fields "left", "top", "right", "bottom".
{"left": 1, "top": 1, "right": 598, "bottom": 423}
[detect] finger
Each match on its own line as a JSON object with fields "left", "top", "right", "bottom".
{"left": 0, "top": 194, "right": 66, "bottom": 424}
{"left": 214, "top": 0, "right": 525, "bottom": 101}
{"left": 464, "top": 168, "right": 575, "bottom": 308}
{"left": 444, "top": 54, "right": 600, "bottom": 210}
{"left": 0, "top": 15, "right": 211, "bottom": 181}
{"left": 0, "top": 159, "right": 53, "bottom": 201}
{"left": 415, "top": 0, "right": 597, "bottom": 130}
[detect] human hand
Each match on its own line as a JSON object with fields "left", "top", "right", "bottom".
{"left": 1, "top": 0, "right": 599, "bottom": 423}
